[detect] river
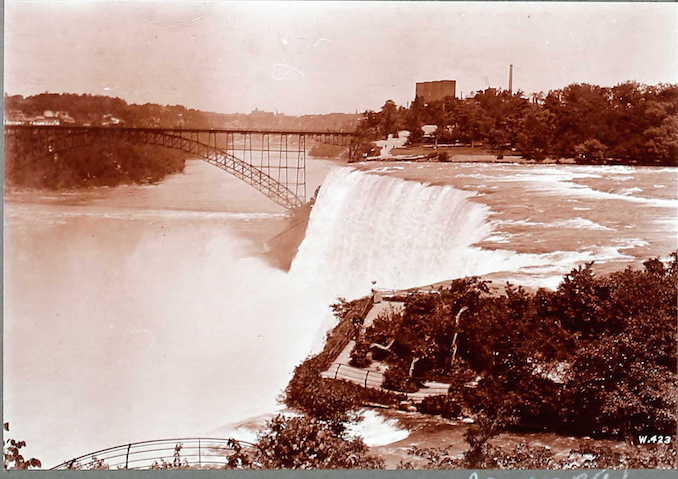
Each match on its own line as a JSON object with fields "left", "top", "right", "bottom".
{"left": 4, "top": 158, "right": 676, "bottom": 467}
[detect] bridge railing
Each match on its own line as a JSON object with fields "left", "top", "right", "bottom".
{"left": 50, "top": 437, "right": 258, "bottom": 470}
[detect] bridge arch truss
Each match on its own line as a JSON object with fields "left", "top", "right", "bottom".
{"left": 4, "top": 126, "right": 356, "bottom": 210}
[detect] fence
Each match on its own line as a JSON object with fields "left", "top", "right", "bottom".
{"left": 321, "top": 362, "right": 452, "bottom": 401}
{"left": 320, "top": 295, "right": 375, "bottom": 369}
{"left": 49, "top": 437, "right": 258, "bottom": 470}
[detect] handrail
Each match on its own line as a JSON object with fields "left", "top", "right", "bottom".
{"left": 50, "top": 437, "right": 258, "bottom": 470}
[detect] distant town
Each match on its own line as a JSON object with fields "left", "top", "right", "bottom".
{"left": 3, "top": 93, "right": 361, "bottom": 131}
{"left": 5, "top": 109, "right": 122, "bottom": 127}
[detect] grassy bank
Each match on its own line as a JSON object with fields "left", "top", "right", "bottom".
{"left": 309, "top": 143, "right": 348, "bottom": 159}
{"left": 372, "top": 143, "right": 591, "bottom": 165}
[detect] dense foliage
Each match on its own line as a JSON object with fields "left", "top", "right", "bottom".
{"left": 416, "top": 394, "right": 462, "bottom": 419}
{"left": 284, "top": 296, "right": 404, "bottom": 421}
{"left": 6, "top": 138, "right": 186, "bottom": 189}
{"left": 238, "top": 415, "right": 384, "bottom": 469}
{"left": 356, "top": 254, "right": 677, "bottom": 441}
{"left": 3, "top": 423, "right": 41, "bottom": 470}
{"left": 401, "top": 440, "right": 676, "bottom": 469}
{"left": 356, "top": 82, "right": 678, "bottom": 165}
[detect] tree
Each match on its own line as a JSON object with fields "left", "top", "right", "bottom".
{"left": 487, "top": 127, "right": 509, "bottom": 157}
{"left": 574, "top": 138, "right": 608, "bottom": 163}
{"left": 404, "top": 98, "right": 425, "bottom": 144}
{"left": 245, "top": 415, "right": 384, "bottom": 469}
{"left": 3, "top": 423, "right": 42, "bottom": 470}
{"left": 641, "top": 114, "right": 678, "bottom": 165}
{"left": 516, "top": 103, "right": 555, "bottom": 161}
{"left": 454, "top": 100, "right": 492, "bottom": 146}
{"left": 379, "top": 100, "right": 399, "bottom": 137}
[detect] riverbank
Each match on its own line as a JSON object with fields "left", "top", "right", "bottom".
{"left": 309, "top": 143, "right": 348, "bottom": 159}
{"left": 367, "top": 408, "right": 657, "bottom": 469}
{"left": 354, "top": 143, "right": 677, "bottom": 166}
{"left": 390, "top": 145, "right": 528, "bottom": 164}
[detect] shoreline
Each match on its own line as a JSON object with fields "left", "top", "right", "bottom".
{"left": 344, "top": 144, "right": 677, "bottom": 167}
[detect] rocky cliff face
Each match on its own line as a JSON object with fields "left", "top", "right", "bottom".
{"left": 266, "top": 202, "right": 313, "bottom": 271}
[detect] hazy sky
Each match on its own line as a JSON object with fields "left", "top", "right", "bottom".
{"left": 4, "top": 1, "right": 677, "bottom": 115}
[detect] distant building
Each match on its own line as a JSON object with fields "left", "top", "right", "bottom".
{"left": 5, "top": 110, "right": 29, "bottom": 125}
{"left": 415, "top": 80, "right": 457, "bottom": 103}
{"left": 102, "top": 113, "right": 123, "bottom": 126}
{"left": 56, "top": 111, "right": 76, "bottom": 124}
{"left": 31, "top": 116, "right": 60, "bottom": 126}
{"left": 250, "top": 108, "right": 275, "bottom": 117}
{"left": 421, "top": 125, "right": 438, "bottom": 137}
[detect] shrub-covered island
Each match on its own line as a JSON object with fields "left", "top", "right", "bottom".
{"left": 278, "top": 254, "right": 677, "bottom": 469}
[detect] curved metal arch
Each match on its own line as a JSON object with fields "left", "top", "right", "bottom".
{"left": 48, "top": 437, "right": 260, "bottom": 470}
{"left": 10, "top": 128, "right": 305, "bottom": 210}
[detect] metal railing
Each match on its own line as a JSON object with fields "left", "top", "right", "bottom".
{"left": 323, "top": 361, "right": 461, "bottom": 400}
{"left": 50, "top": 437, "right": 258, "bottom": 470}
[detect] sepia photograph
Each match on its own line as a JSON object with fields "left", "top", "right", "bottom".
{"left": 3, "top": 0, "right": 677, "bottom": 472}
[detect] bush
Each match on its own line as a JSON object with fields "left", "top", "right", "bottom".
{"left": 417, "top": 394, "right": 462, "bottom": 419}
{"left": 349, "top": 341, "right": 372, "bottom": 368}
{"left": 437, "top": 151, "right": 450, "bottom": 162}
{"left": 3, "top": 423, "right": 42, "bottom": 470}
{"left": 402, "top": 440, "right": 676, "bottom": 470}
{"left": 574, "top": 138, "right": 608, "bottom": 164}
{"left": 284, "top": 359, "right": 363, "bottom": 424}
{"left": 382, "top": 365, "right": 419, "bottom": 393}
{"left": 248, "top": 415, "right": 384, "bottom": 469}
{"left": 285, "top": 354, "right": 405, "bottom": 422}
{"left": 284, "top": 293, "right": 405, "bottom": 420}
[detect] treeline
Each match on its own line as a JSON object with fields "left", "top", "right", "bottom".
{"left": 357, "top": 82, "right": 678, "bottom": 165}
{"left": 5, "top": 138, "right": 186, "bottom": 189}
{"left": 4, "top": 93, "right": 360, "bottom": 131}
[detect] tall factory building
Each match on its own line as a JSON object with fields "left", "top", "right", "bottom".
{"left": 415, "top": 80, "right": 457, "bottom": 103}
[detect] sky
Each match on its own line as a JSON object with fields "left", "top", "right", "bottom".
{"left": 4, "top": 1, "right": 678, "bottom": 115}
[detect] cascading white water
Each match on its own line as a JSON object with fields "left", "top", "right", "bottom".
{"left": 291, "top": 166, "right": 660, "bottom": 298}
{"left": 290, "top": 167, "right": 495, "bottom": 298}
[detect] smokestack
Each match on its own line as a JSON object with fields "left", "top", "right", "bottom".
{"left": 508, "top": 64, "right": 513, "bottom": 94}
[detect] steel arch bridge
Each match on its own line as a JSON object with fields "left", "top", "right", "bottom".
{"left": 4, "top": 125, "right": 357, "bottom": 209}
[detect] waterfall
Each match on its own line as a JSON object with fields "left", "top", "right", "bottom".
{"left": 290, "top": 167, "right": 495, "bottom": 298}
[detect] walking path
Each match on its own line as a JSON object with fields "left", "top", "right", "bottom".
{"left": 320, "top": 290, "right": 464, "bottom": 403}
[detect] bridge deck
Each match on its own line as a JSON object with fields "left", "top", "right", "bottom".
{"left": 4, "top": 125, "right": 357, "bottom": 136}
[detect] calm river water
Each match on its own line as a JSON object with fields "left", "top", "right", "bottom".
{"left": 4, "top": 158, "right": 676, "bottom": 466}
